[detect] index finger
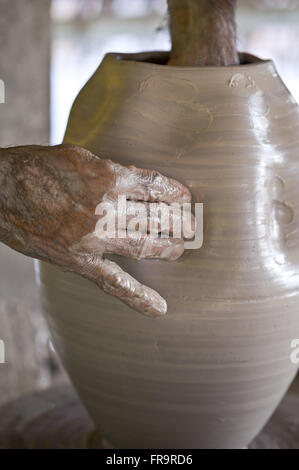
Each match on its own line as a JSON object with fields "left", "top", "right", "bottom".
{"left": 113, "top": 164, "right": 192, "bottom": 204}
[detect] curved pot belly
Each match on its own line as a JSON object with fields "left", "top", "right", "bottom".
{"left": 38, "top": 52, "right": 299, "bottom": 448}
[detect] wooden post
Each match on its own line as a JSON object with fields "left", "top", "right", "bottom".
{"left": 168, "top": 0, "right": 239, "bottom": 66}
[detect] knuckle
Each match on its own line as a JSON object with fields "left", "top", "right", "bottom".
{"left": 60, "top": 143, "right": 81, "bottom": 153}
{"left": 107, "top": 272, "right": 128, "bottom": 293}
{"left": 127, "top": 164, "right": 137, "bottom": 172}
{"left": 149, "top": 170, "right": 162, "bottom": 184}
{"left": 104, "top": 159, "right": 117, "bottom": 176}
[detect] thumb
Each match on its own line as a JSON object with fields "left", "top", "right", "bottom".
{"left": 74, "top": 254, "right": 167, "bottom": 318}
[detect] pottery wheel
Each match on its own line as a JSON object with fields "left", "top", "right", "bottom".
{"left": 0, "top": 384, "right": 298, "bottom": 449}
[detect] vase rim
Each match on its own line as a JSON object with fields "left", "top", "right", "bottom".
{"left": 104, "top": 51, "right": 274, "bottom": 72}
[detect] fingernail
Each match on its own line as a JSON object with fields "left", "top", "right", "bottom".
{"left": 146, "top": 296, "right": 167, "bottom": 318}
{"left": 184, "top": 216, "right": 197, "bottom": 239}
{"left": 161, "top": 242, "right": 184, "bottom": 261}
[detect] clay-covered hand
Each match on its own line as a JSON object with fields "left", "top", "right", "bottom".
{"left": 0, "top": 144, "right": 193, "bottom": 317}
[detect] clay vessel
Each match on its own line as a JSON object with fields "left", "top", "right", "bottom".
{"left": 37, "top": 52, "right": 299, "bottom": 448}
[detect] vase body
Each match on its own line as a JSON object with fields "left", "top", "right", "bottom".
{"left": 38, "top": 52, "right": 299, "bottom": 448}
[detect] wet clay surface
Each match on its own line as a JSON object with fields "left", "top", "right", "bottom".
{"left": 39, "top": 52, "right": 299, "bottom": 448}
{"left": 1, "top": 383, "right": 299, "bottom": 449}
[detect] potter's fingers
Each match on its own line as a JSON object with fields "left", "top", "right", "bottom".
{"left": 70, "top": 231, "right": 184, "bottom": 260}
{"left": 127, "top": 167, "right": 191, "bottom": 203}
{"left": 125, "top": 201, "right": 196, "bottom": 239}
{"left": 72, "top": 255, "right": 166, "bottom": 317}
{"left": 95, "top": 198, "right": 195, "bottom": 237}
{"left": 103, "top": 234, "right": 184, "bottom": 261}
{"left": 111, "top": 164, "right": 191, "bottom": 204}
{"left": 70, "top": 232, "right": 184, "bottom": 261}
{"left": 98, "top": 258, "right": 167, "bottom": 317}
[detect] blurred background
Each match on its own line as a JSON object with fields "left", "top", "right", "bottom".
{"left": 0, "top": 0, "right": 299, "bottom": 409}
